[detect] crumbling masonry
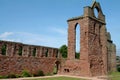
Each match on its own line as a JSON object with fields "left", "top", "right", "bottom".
{"left": 0, "top": 1, "right": 116, "bottom": 77}
{"left": 0, "top": 40, "right": 60, "bottom": 76}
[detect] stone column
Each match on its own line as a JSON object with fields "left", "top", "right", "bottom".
{"left": 28, "top": 46, "right": 33, "bottom": 57}
{"left": 39, "top": 47, "right": 43, "bottom": 57}
{"left": 67, "top": 21, "right": 76, "bottom": 60}
{"left": 111, "top": 44, "right": 116, "bottom": 72}
{"left": 15, "top": 44, "right": 20, "bottom": 56}
{"left": 6, "top": 43, "right": 12, "bottom": 56}
{"left": 48, "top": 48, "right": 52, "bottom": 57}
{"left": 36, "top": 47, "right": 39, "bottom": 57}
{"left": 22, "top": 45, "right": 29, "bottom": 57}
{"left": 100, "top": 25, "right": 108, "bottom": 75}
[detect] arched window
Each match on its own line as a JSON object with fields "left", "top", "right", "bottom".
{"left": 75, "top": 23, "right": 80, "bottom": 59}
{"left": 1, "top": 44, "right": 7, "bottom": 55}
{"left": 32, "top": 48, "right": 36, "bottom": 57}
{"left": 45, "top": 49, "right": 48, "bottom": 57}
{"left": 18, "top": 46, "right": 22, "bottom": 56}
{"left": 56, "top": 50, "right": 59, "bottom": 58}
{"left": 94, "top": 7, "right": 99, "bottom": 18}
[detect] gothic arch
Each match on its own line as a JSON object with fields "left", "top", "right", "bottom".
{"left": 75, "top": 23, "right": 80, "bottom": 59}
{"left": 91, "top": 1, "right": 104, "bottom": 19}
{"left": 68, "top": 21, "right": 81, "bottom": 59}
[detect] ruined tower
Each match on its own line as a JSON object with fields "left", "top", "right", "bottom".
{"left": 60, "top": 1, "right": 116, "bottom": 76}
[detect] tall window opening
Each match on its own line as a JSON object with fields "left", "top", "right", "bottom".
{"left": 32, "top": 48, "right": 36, "bottom": 57}
{"left": 56, "top": 50, "right": 59, "bottom": 58}
{"left": 75, "top": 23, "right": 80, "bottom": 59}
{"left": 18, "top": 46, "right": 22, "bottom": 56}
{"left": 1, "top": 44, "right": 7, "bottom": 55}
{"left": 94, "top": 7, "right": 99, "bottom": 18}
{"left": 45, "top": 49, "right": 48, "bottom": 57}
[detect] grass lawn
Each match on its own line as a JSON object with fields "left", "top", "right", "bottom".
{"left": 109, "top": 72, "right": 120, "bottom": 80}
{"left": 30, "top": 76, "right": 86, "bottom": 80}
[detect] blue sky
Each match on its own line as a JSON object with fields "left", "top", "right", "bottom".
{"left": 0, "top": 0, "right": 120, "bottom": 55}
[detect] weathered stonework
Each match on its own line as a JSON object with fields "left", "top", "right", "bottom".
{"left": 60, "top": 1, "right": 116, "bottom": 77}
{"left": 107, "top": 32, "right": 116, "bottom": 72}
{"left": 0, "top": 56, "right": 57, "bottom": 76}
{"left": 0, "top": 40, "right": 60, "bottom": 76}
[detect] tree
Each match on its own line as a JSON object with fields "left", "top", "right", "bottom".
{"left": 1, "top": 44, "right": 7, "bottom": 55}
{"left": 59, "top": 45, "right": 67, "bottom": 58}
{"left": 75, "top": 52, "right": 80, "bottom": 59}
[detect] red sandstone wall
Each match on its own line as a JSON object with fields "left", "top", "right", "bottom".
{"left": 0, "top": 56, "right": 56, "bottom": 76}
{"left": 59, "top": 59, "right": 81, "bottom": 76}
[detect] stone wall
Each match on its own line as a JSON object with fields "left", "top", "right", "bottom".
{"left": 0, "top": 40, "right": 59, "bottom": 58}
{"left": 0, "top": 56, "right": 57, "bottom": 76}
{"left": 107, "top": 32, "right": 116, "bottom": 72}
{"left": 59, "top": 59, "right": 81, "bottom": 76}
{"left": 0, "top": 40, "right": 60, "bottom": 76}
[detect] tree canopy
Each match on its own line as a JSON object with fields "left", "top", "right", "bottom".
{"left": 59, "top": 45, "right": 67, "bottom": 58}
{"left": 59, "top": 44, "right": 80, "bottom": 59}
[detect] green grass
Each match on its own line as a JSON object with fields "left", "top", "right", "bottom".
{"left": 30, "top": 76, "right": 86, "bottom": 80}
{"left": 109, "top": 72, "right": 120, "bottom": 80}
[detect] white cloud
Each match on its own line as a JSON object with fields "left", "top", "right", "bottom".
{"left": 49, "top": 27, "right": 67, "bottom": 35}
{"left": 0, "top": 31, "right": 67, "bottom": 48}
{"left": 0, "top": 32, "right": 14, "bottom": 38}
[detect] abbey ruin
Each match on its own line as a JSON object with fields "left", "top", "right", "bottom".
{"left": 0, "top": 1, "right": 116, "bottom": 77}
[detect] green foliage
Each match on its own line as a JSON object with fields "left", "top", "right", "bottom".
{"left": 21, "top": 70, "right": 31, "bottom": 77}
{"left": 53, "top": 66, "right": 57, "bottom": 74}
{"left": 15, "top": 74, "right": 21, "bottom": 78}
{"left": 1, "top": 44, "right": 7, "bottom": 55}
{"left": 0, "top": 76, "right": 3, "bottom": 79}
{"left": 59, "top": 45, "right": 67, "bottom": 58}
{"left": 117, "top": 66, "right": 120, "bottom": 72}
{"left": 7, "top": 74, "right": 16, "bottom": 78}
{"left": 116, "top": 56, "right": 120, "bottom": 62}
{"left": 37, "top": 70, "right": 44, "bottom": 76}
{"left": 46, "top": 73, "right": 52, "bottom": 76}
{"left": 117, "top": 64, "right": 120, "bottom": 72}
{"left": 75, "top": 52, "right": 80, "bottom": 59}
{"left": 0, "top": 73, "right": 18, "bottom": 79}
{"left": 33, "top": 70, "right": 44, "bottom": 77}
{"left": 0, "top": 75, "right": 7, "bottom": 79}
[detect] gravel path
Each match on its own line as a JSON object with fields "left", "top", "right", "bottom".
{"left": 0, "top": 75, "right": 109, "bottom": 80}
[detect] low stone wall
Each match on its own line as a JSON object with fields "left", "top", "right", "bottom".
{"left": 0, "top": 56, "right": 57, "bottom": 76}
{"left": 59, "top": 59, "right": 81, "bottom": 76}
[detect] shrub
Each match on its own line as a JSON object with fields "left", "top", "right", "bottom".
{"left": 117, "top": 66, "right": 120, "bottom": 72}
{"left": 15, "top": 74, "right": 21, "bottom": 78}
{"left": 53, "top": 66, "right": 57, "bottom": 74}
{"left": 33, "top": 70, "right": 44, "bottom": 77}
{"left": 0, "top": 76, "right": 4, "bottom": 79}
{"left": 46, "top": 73, "right": 52, "bottom": 76}
{"left": 38, "top": 70, "right": 44, "bottom": 76}
{"left": 7, "top": 74, "right": 16, "bottom": 78}
{"left": 21, "top": 70, "right": 31, "bottom": 77}
{"left": 117, "top": 65, "right": 120, "bottom": 72}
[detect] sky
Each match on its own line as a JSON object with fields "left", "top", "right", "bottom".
{"left": 0, "top": 0, "right": 120, "bottom": 55}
